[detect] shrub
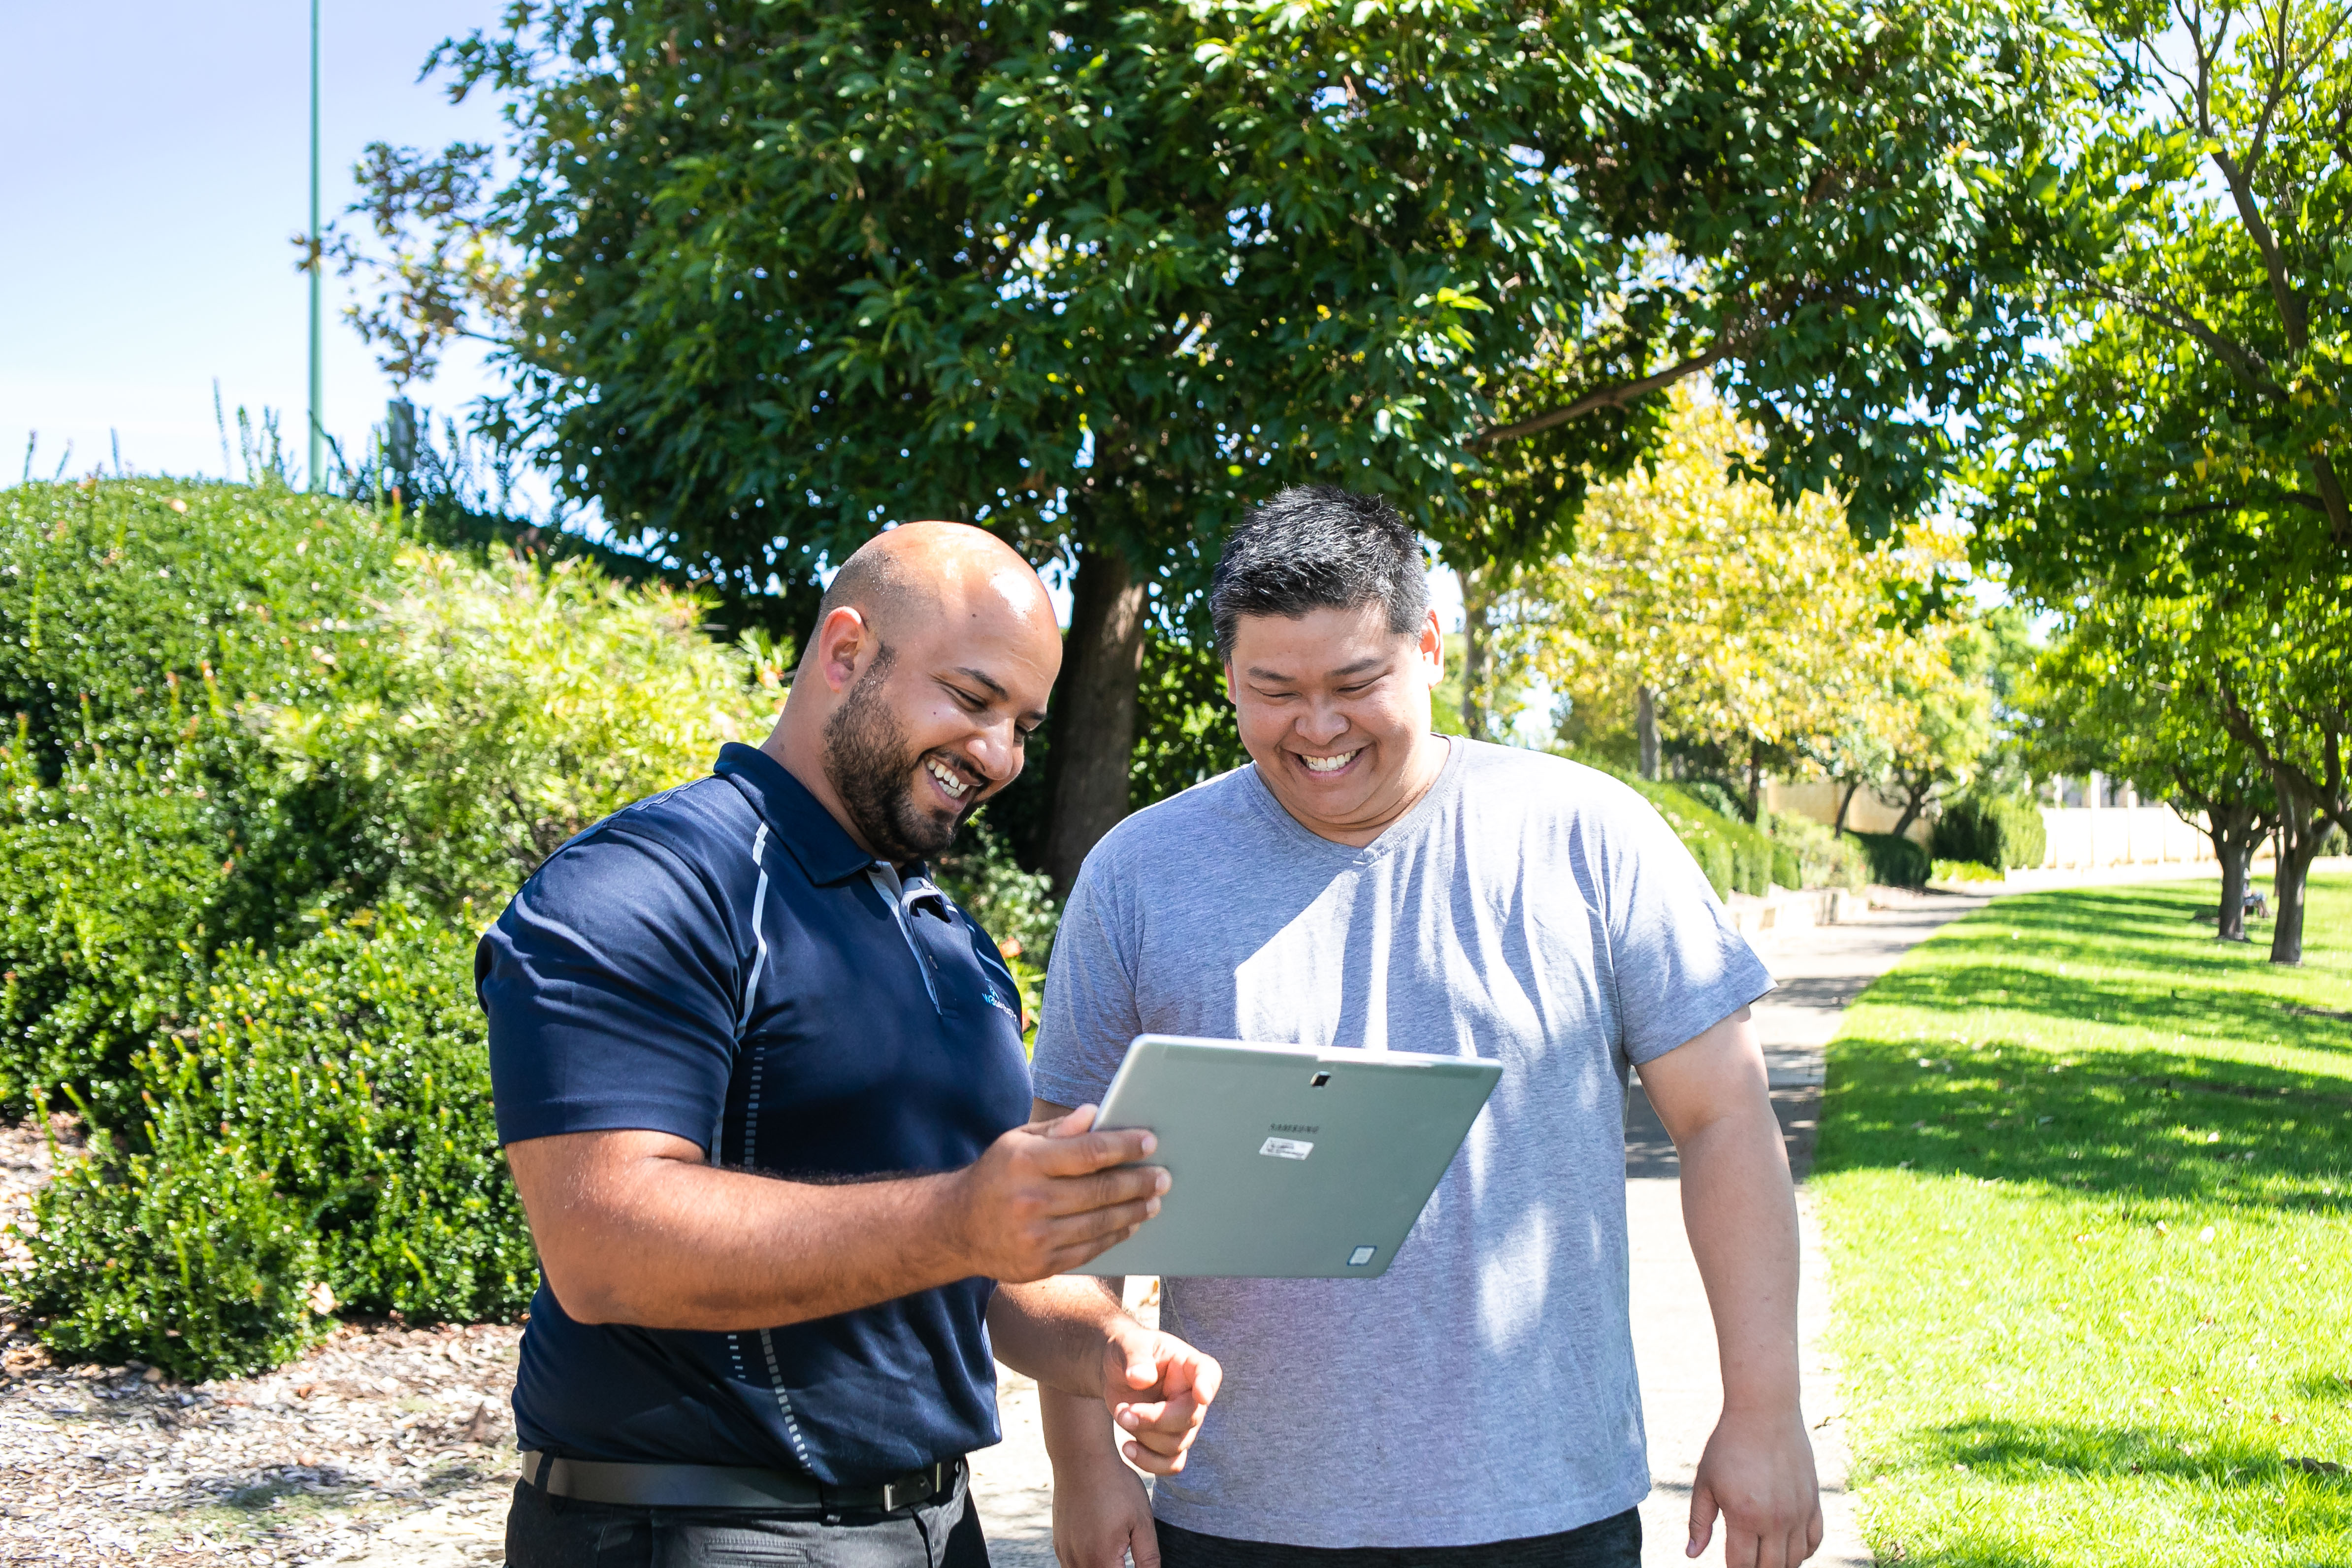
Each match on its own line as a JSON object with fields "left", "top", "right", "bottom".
{"left": 257, "top": 549, "right": 779, "bottom": 905}
{"left": 1772, "top": 844, "right": 1803, "bottom": 892}
{"left": 1932, "top": 858, "right": 2004, "bottom": 883}
{"left": 1764, "top": 811, "right": 1871, "bottom": 891}
{"left": 1584, "top": 762, "right": 1777, "bottom": 899}
{"left": 1931, "top": 793, "right": 2048, "bottom": 872}
{"left": 0, "top": 781, "right": 221, "bottom": 1127}
{"left": 1849, "top": 830, "right": 1933, "bottom": 888}
{"left": 25, "top": 907, "right": 533, "bottom": 1375}
{"left": 0, "top": 480, "right": 410, "bottom": 1120}
{"left": 182, "top": 908, "right": 534, "bottom": 1322}
{"left": 3, "top": 479, "right": 780, "bottom": 1373}
{"left": 27, "top": 1113, "right": 327, "bottom": 1381}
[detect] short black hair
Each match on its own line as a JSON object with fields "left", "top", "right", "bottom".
{"left": 1209, "top": 486, "right": 1429, "bottom": 661}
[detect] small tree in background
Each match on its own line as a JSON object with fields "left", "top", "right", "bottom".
{"left": 1971, "top": 0, "right": 2352, "bottom": 960}
{"left": 2022, "top": 608, "right": 2279, "bottom": 942}
{"left": 1489, "top": 392, "right": 1984, "bottom": 826}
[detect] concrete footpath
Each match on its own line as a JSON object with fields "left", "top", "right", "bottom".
{"left": 1625, "top": 891, "right": 1991, "bottom": 1568}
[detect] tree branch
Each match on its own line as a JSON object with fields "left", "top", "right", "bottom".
{"left": 1477, "top": 340, "right": 1737, "bottom": 446}
{"left": 2076, "top": 279, "right": 2284, "bottom": 397}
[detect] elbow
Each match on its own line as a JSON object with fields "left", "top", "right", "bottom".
{"left": 538, "top": 1253, "right": 630, "bottom": 1327}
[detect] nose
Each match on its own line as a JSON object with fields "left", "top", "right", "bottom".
{"left": 961, "top": 718, "right": 1021, "bottom": 788}
{"left": 1297, "top": 697, "right": 1349, "bottom": 748}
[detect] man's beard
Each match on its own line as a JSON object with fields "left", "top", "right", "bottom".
{"left": 821, "top": 644, "right": 973, "bottom": 864}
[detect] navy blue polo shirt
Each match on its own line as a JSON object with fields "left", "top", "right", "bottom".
{"left": 476, "top": 742, "right": 1034, "bottom": 1483}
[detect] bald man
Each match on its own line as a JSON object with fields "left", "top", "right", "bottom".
{"left": 477, "top": 523, "right": 1221, "bottom": 1568}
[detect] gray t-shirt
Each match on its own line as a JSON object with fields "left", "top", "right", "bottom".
{"left": 1031, "top": 739, "right": 1772, "bottom": 1549}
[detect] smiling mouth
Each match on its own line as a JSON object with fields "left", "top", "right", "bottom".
{"left": 1299, "top": 749, "right": 1361, "bottom": 775}
{"left": 925, "top": 755, "right": 975, "bottom": 800}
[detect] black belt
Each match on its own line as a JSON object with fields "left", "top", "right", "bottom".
{"left": 521, "top": 1450, "right": 962, "bottom": 1514}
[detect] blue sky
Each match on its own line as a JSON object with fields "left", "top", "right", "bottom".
{"left": 2, "top": 1, "right": 508, "bottom": 487}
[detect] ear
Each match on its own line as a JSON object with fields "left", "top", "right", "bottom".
{"left": 814, "top": 606, "right": 877, "bottom": 694}
{"left": 1416, "top": 608, "right": 1444, "bottom": 686}
{"left": 1223, "top": 661, "right": 1240, "bottom": 705}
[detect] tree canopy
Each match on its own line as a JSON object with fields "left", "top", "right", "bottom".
{"left": 1968, "top": 0, "right": 2352, "bottom": 959}
{"left": 1973, "top": 0, "right": 2352, "bottom": 594}
{"left": 349, "top": 0, "right": 2091, "bottom": 876}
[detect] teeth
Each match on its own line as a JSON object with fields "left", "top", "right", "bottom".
{"left": 1301, "top": 750, "right": 1360, "bottom": 774}
{"left": 927, "top": 758, "right": 970, "bottom": 797}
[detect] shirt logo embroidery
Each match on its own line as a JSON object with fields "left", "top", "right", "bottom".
{"left": 981, "top": 985, "right": 1021, "bottom": 1022}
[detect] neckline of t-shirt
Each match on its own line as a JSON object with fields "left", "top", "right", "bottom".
{"left": 1241, "top": 735, "right": 1466, "bottom": 864}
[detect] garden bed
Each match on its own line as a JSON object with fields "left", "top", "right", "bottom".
{"left": 0, "top": 1117, "right": 518, "bottom": 1566}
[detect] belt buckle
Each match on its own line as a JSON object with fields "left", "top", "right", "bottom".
{"left": 879, "top": 1460, "right": 950, "bottom": 1513}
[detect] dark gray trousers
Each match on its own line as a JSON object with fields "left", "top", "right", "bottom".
{"left": 504, "top": 1471, "right": 989, "bottom": 1568}
{"left": 1155, "top": 1508, "right": 1641, "bottom": 1568}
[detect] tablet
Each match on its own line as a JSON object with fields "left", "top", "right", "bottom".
{"left": 1071, "top": 1035, "right": 1503, "bottom": 1279}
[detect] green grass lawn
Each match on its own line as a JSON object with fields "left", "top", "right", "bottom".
{"left": 1814, "top": 871, "right": 2352, "bottom": 1567}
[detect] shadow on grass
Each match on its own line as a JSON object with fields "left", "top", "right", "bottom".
{"left": 2292, "top": 1371, "right": 2352, "bottom": 1404}
{"left": 1916, "top": 1416, "right": 2352, "bottom": 1491}
{"left": 1816, "top": 880, "right": 2352, "bottom": 1204}
{"left": 1816, "top": 1030, "right": 2352, "bottom": 1208}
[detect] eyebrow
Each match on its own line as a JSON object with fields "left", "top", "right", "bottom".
{"left": 952, "top": 666, "right": 1008, "bottom": 699}
{"left": 951, "top": 666, "right": 1049, "bottom": 725}
{"left": 1244, "top": 655, "right": 1387, "bottom": 683}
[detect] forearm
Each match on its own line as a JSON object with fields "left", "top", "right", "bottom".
{"left": 523, "top": 1150, "right": 973, "bottom": 1331}
{"left": 1041, "top": 1378, "right": 1130, "bottom": 1477}
{"left": 1675, "top": 1102, "right": 1803, "bottom": 1413}
{"left": 989, "top": 1276, "right": 1127, "bottom": 1399}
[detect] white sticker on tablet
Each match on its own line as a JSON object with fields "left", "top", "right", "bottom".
{"left": 1347, "top": 1246, "right": 1377, "bottom": 1267}
{"left": 1258, "top": 1136, "right": 1314, "bottom": 1160}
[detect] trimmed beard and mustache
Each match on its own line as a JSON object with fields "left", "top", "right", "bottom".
{"left": 821, "top": 643, "right": 980, "bottom": 864}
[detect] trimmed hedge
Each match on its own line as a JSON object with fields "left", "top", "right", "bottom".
{"left": 1581, "top": 760, "right": 1870, "bottom": 897}
{"left": 1931, "top": 793, "right": 2049, "bottom": 872}
{"left": 1848, "top": 830, "right": 1933, "bottom": 888}
{"left": 1623, "top": 777, "right": 1774, "bottom": 898}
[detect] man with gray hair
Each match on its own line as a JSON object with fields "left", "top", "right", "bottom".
{"left": 1030, "top": 488, "right": 1822, "bottom": 1568}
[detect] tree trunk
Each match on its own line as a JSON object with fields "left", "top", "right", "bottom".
{"left": 1637, "top": 687, "right": 1659, "bottom": 781}
{"left": 1746, "top": 739, "right": 1763, "bottom": 824}
{"left": 1461, "top": 583, "right": 1490, "bottom": 741}
{"left": 1833, "top": 779, "right": 1859, "bottom": 834}
{"left": 2268, "top": 769, "right": 2329, "bottom": 966}
{"left": 1889, "top": 778, "right": 1933, "bottom": 841}
{"left": 2205, "top": 802, "right": 2256, "bottom": 944}
{"left": 1044, "top": 542, "right": 1149, "bottom": 893}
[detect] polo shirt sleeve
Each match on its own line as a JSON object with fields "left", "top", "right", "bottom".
{"left": 1598, "top": 784, "right": 1776, "bottom": 1066}
{"left": 477, "top": 827, "right": 744, "bottom": 1150}
{"left": 1029, "top": 849, "right": 1143, "bottom": 1111}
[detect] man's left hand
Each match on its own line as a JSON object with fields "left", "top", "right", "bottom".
{"left": 1688, "top": 1405, "right": 1823, "bottom": 1568}
{"left": 1099, "top": 1322, "right": 1221, "bottom": 1475}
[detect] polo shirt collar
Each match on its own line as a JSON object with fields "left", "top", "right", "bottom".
{"left": 713, "top": 742, "right": 878, "bottom": 885}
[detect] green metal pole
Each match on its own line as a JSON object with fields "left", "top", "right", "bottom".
{"left": 307, "top": 0, "right": 324, "bottom": 491}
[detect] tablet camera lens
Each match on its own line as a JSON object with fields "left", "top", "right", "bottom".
{"left": 1310, "top": 1071, "right": 1331, "bottom": 1087}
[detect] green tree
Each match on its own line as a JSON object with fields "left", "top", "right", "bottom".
{"left": 1977, "top": 0, "right": 2352, "bottom": 593}
{"left": 2021, "top": 609, "right": 2279, "bottom": 943}
{"left": 1970, "top": 0, "right": 2352, "bottom": 959}
{"left": 1497, "top": 392, "right": 1978, "bottom": 823}
{"left": 345, "top": 0, "right": 2088, "bottom": 882}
